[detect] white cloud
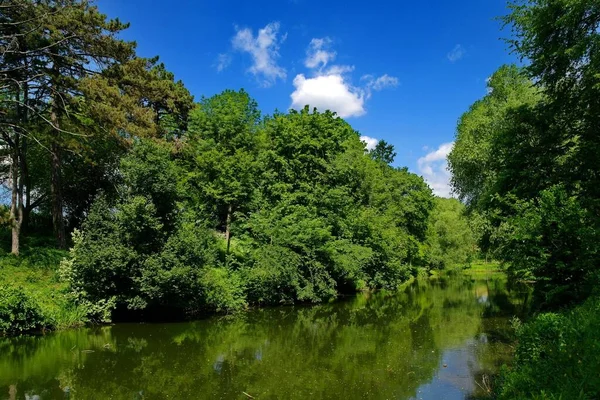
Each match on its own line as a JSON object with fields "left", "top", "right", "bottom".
{"left": 215, "top": 53, "right": 232, "bottom": 72}
{"left": 290, "top": 74, "right": 365, "bottom": 118}
{"left": 447, "top": 44, "right": 466, "bottom": 63}
{"left": 305, "top": 37, "right": 336, "bottom": 70}
{"left": 360, "top": 136, "right": 379, "bottom": 151}
{"left": 290, "top": 38, "right": 398, "bottom": 118}
{"left": 362, "top": 73, "right": 399, "bottom": 98}
{"left": 324, "top": 64, "right": 355, "bottom": 76}
{"left": 232, "top": 22, "right": 286, "bottom": 86}
{"left": 417, "top": 142, "right": 455, "bottom": 197}
{"left": 363, "top": 74, "right": 399, "bottom": 91}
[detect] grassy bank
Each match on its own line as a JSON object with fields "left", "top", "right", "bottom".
{"left": 427, "top": 260, "right": 505, "bottom": 279}
{"left": 497, "top": 295, "right": 600, "bottom": 399}
{"left": 0, "top": 241, "right": 88, "bottom": 335}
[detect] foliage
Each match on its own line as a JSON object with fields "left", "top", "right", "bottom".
{"left": 56, "top": 98, "right": 435, "bottom": 321}
{"left": 445, "top": 0, "right": 600, "bottom": 396}
{"left": 450, "top": 32, "right": 600, "bottom": 305}
{"left": 494, "top": 186, "right": 599, "bottom": 307}
{"left": 61, "top": 139, "right": 246, "bottom": 317}
{"left": 425, "top": 197, "right": 476, "bottom": 269}
{"left": 498, "top": 295, "right": 600, "bottom": 399}
{"left": 0, "top": 284, "right": 46, "bottom": 335}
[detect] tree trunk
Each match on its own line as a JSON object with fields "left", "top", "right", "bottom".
{"left": 50, "top": 91, "right": 66, "bottom": 249}
{"left": 20, "top": 76, "right": 30, "bottom": 235}
{"left": 10, "top": 143, "right": 20, "bottom": 256}
{"left": 21, "top": 133, "right": 30, "bottom": 234}
{"left": 225, "top": 203, "right": 233, "bottom": 255}
{"left": 51, "top": 141, "right": 65, "bottom": 249}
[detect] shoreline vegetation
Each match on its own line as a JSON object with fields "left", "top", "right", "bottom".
{"left": 0, "top": 243, "right": 482, "bottom": 336}
{"left": 2, "top": 0, "right": 600, "bottom": 398}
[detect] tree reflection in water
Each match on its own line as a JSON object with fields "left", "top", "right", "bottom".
{"left": 0, "top": 275, "right": 530, "bottom": 400}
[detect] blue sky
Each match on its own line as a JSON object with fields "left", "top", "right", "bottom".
{"left": 97, "top": 0, "right": 518, "bottom": 197}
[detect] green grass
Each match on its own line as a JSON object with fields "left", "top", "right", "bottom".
{"left": 0, "top": 242, "right": 88, "bottom": 334}
{"left": 428, "top": 260, "right": 505, "bottom": 279}
{"left": 463, "top": 260, "right": 505, "bottom": 277}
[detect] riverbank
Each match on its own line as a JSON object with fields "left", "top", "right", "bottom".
{"left": 496, "top": 294, "right": 600, "bottom": 399}
{"left": 427, "top": 261, "right": 505, "bottom": 280}
{"left": 0, "top": 249, "right": 424, "bottom": 336}
{"left": 4, "top": 251, "right": 598, "bottom": 399}
{"left": 0, "top": 256, "right": 504, "bottom": 336}
{"left": 0, "top": 244, "right": 88, "bottom": 334}
{"left": 427, "top": 262, "right": 600, "bottom": 398}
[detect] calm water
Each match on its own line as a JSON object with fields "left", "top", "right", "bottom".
{"left": 1, "top": 275, "right": 529, "bottom": 400}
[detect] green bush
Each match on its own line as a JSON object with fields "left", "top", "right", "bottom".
{"left": 496, "top": 186, "right": 599, "bottom": 307}
{"left": 0, "top": 284, "right": 47, "bottom": 334}
{"left": 498, "top": 296, "right": 600, "bottom": 399}
{"left": 199, "top": 267, "right": 246, "bottom": 313}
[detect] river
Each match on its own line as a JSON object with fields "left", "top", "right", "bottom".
{"left": 1, "top": 274, "right": 530, "bottom": 399}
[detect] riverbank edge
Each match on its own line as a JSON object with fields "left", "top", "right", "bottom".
{"left": 2, "top": 253, "right": 429, "bottom": 337}
{"left": 495, "top": 294, "right": 600, "bottom": 399}
{"left": 4, "top": 254, "right": 499, "bottom": 337}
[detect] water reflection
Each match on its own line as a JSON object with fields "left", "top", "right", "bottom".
{"left": 0, "top": 275, "right": 529, "bottom": 399}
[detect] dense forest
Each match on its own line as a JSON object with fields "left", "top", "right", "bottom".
{"left": 1, "top": 0, "right": 600, "bottom": 398}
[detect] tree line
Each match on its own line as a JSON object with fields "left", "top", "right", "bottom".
{"left": 450, "top": 2, "right": 600, "bottom": 396}
{"left": 449, "top": 0, "right": 599, "bottom": 309}
{"left": 1, "top": 0, "right": 475, "bottom": 324}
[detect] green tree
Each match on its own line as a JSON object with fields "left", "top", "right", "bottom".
{"left": 448, "top": 64, "right": 540, "bottom": 208}
{"left": 450, "top": 0, "right": 600, "bottom": 305}
{"left": 370, "top": 139, "right": 396, "bottom": 165}
{"left": 185, "top": 89, "right": 262, "bottom": 255}
{"left": 425, "top": 198, "right": 476, "bottom": 269}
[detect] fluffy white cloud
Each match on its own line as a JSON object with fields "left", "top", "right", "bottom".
{"left": 290, "top": 37, "right": 398, "bottom": 118}
{"left": 290, "top": 74, "right": 365, "bottom": 118}
{"left": 232, "top": 22, "right": 286, "bottom": 86}
{"left": 360, "top": 135, "right": 379, "bottom": 151}
{"left": 215, "top": 53, "right": 232, "bottom": 72}
{"left": 447, "top": 44, "right": 466, "bottom": 63}
{"left": 417, "top": 142, "right": 455, "bottom": 198}
{"left": 305, "top": 37, "right": 336, "bottom": 70}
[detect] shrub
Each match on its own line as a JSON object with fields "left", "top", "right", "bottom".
{"left": 0, "top": 284, "right": 47, "bottom": 334}
{"left": 199, "top": 267, "right": 246, "bottom": 313}
{"left": 495, "top": 186, "right": 599, "bottom": 307}
{"left": 498, "top": 296, "right": 600, "bottom": 399}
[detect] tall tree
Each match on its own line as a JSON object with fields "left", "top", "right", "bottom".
{"left": 505, "top": 0, "right": 600, "bottom": 210}
{"left": 1, "top": 0, "right": 52, "bottom": 254}
{"left": 39, "top": 0, "right": 134, "bottom": 248}
{"left": 370, "top": 139, "right": 396, "bottom": 165}
{"left": 186, "top": 90, "right": 261, "bottom": 255}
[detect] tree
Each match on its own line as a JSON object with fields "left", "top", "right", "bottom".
{"left": 1, "top": 1, "right": 194, "bottom": 253}
{"left": 185, "top": 89, "right": 262, "bottom": 255}
{"left": 370, "top": 139, "right": 396, "bottom": 165}
{"left": 1, "top": 0, "right": 49, "bottom": 254}
{"left": 0, "top": 0, "right": 135, "bottom": 250}
{"left": 505, "top": 0, "right": 600, "bottom": 210}
{"left": 425, "top": 198, "right": 476, "bottom": 269}
{"left": 41, "top": 0, "right": 135, "bottom": 249}
{"left": 448, "top": 65, "right": 540, "bottom": 208}
{"left": 449, "top": 0, "right": 600, "bottom": 305}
